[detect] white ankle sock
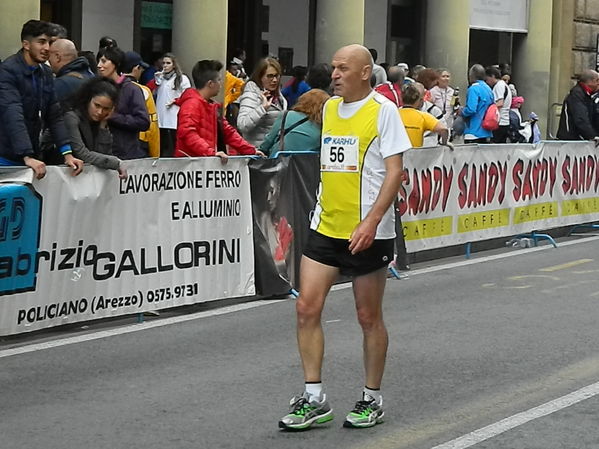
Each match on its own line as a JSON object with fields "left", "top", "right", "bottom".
{"left": 364, "top": 386, "right": 382, "bottom": 403}
{"left": 305, "top": 382, "right": 323, "bottom": 400}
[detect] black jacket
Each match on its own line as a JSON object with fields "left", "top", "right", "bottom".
{"left": 54, "top": 57, "right": 94, "bottom": 104}
{"left": 0, "top": 50, "right": 70, "bottom": 163}
{"left": 557, "top": 83, "right": 597, "bottom": 140}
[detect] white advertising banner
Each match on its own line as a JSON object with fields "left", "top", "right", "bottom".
{"left": 401, "top": 142, "right": 599, "bottom": 252}
{"left": 470, "top": 0, "right": 529, "bottom": 33}
{"left": 0, "top": 158, "right": 255, "bottom": 336}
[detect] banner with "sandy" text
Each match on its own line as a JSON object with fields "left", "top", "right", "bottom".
{"left": 400, "top": 141, "right": 599, "bottom": 252}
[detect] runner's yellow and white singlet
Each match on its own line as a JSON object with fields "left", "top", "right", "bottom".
{"left": 311, "top": 92, "right": 411, "bottom": 240}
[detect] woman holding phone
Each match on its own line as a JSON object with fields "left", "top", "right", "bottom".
{"left": 237, "top": 57, "right": 287, "bottom": 147}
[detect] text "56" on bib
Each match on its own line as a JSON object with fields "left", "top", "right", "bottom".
{"left": 320, "top": 135, "right": 359, "bottom": 172}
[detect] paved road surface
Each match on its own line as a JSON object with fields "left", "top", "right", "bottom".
{"left": 2, "top": 235, "right": 599, "bottom": 449}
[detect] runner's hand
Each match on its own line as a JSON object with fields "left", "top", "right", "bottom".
{"left": 348, "top": 217, "right": 378, "bottom": 255}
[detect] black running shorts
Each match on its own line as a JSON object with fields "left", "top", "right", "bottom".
{"left": 303, "top": 230, "right": 394, "bottom": 277}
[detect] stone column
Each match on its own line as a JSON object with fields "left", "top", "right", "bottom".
{"left": 424, "top": 0, "right": 471, "bottom": 99}
{"left": 314, "top": 0, "right": 366, "bottom": 64}
{"left": 364, "top": 0, "right": 389, "bottom": 62}
{"left": 172, "top": 0, "right": 228, "bottom": 80}
{"left": 512, "top": 0, "right": 554, "bottom": 137}
{"left": 548, "top": 0, "right": 575, "bottom": 137}
{"left": 0, "top": 0, "right": 40, "bottom": 60}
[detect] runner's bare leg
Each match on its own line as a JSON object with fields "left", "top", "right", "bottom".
{"left": 352, "top": 267, "right": 389, "bottom": 389}
{"left": 296, "top": 256, "right": 339, "bottom": 382}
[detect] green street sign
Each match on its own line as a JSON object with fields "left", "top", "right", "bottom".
{"left": 141, "top": 2, "right": 172, "bottom": 30}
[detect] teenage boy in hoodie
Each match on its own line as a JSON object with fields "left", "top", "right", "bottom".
{"left": 174, "top": 59, "right": 264, "bottom": 161}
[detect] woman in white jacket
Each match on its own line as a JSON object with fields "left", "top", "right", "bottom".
{"left": 429, "top": 68, "right": 456, "bottom": 129}
{"left": 237, "top": 57, "right": 287, "bottom": 147}
{"left": 154, "top": 52, "right": 191, "bottom": 157}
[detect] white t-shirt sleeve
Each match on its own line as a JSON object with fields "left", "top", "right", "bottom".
{"left": 377, "top": 100, "right": 412, "bottom": 158}
{"left": 494, "top": 81, "right": 507, "bottom": 102}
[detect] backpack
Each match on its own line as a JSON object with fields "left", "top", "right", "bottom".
{"left": 133, "top": 81, "right": 160, "bottom": 158}
{"left": 483, "top": 83, "right": 509, "bottom": 131}
{"left": 482, "top": 103, "right": 500, "bottom": 131}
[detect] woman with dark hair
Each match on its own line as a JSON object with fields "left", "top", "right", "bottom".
{"left": 97, "top": 46, "right": 150, "bottom": 159}
{"left": 282, "top": 65, "right": 310, "bottom": 108}
{"left": 231, "top": 48, "right": 248, "bottom": 80}
{"left": 237, "top": 57, "right": 287, "bottom": 147}
{"left": 260, "top": 89, "right": 330, "bottom": 156}
{"left": 306, "top": 63, "right": 333, "bottom": 93}
{"left": 501, "top": 70, "right": 518, "bottom": 97}
{"left": 154, "top": 52, "right": 191, "bottom": 157}
{"left": 98, "top": 36, "right": 118, "bottom": 51}
{"left": 79, "top": 51, "right": 98, "bottom": 75}
{"left": 64, "top": 78, "right": 127, "bottom": 178}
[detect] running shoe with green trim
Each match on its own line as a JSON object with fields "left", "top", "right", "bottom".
{"left": 278, "top": 393, "right": 334, "bottom": 430}
{"left": 343, "top": 394, "right": 384, "bottom": 428}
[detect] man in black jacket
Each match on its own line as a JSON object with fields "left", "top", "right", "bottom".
{"left": 0, "top": 20, "right": 83, "bottom": 178}
{"left": 557, "top": 69, "right": 599, "bottom": 142}
{"left": 49, "top": 38, "right": 93, "bottom": 104}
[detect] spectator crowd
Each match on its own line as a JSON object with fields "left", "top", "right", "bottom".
{"left": 1, "top": 18, "right": 596, "bottom": 185}
{"left": 2, "top": 18, "right": 599, "bottom": 280}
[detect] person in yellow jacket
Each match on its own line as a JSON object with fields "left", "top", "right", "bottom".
{"left": 136, "top": 82, "right": 160, "bottom": 158}
{"left": 224, "top": 61, "right": 245, "bottom": 128}
{"left": 224, "top": 64, "right": 245, "bottom": 108}
{"left": 122, "top": 51, "right": 160, "bottom": 157}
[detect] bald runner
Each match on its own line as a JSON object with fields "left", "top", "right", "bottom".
{"left": 279, "top": 44, "right": 412, "bottom": 431}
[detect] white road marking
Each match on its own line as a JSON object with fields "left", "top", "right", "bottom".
{"left": 3, "top": 235, "right": 599, "bottom": 358}
{"left": 0, "top": 300, "right": 284, "bottom": 359}
{"left": 430, "top": 381, "right": 599, "bottom": 449}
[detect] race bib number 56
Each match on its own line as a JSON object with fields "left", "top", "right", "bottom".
{"left": 321, "top": 135, "right": 359, "bottom": 172}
